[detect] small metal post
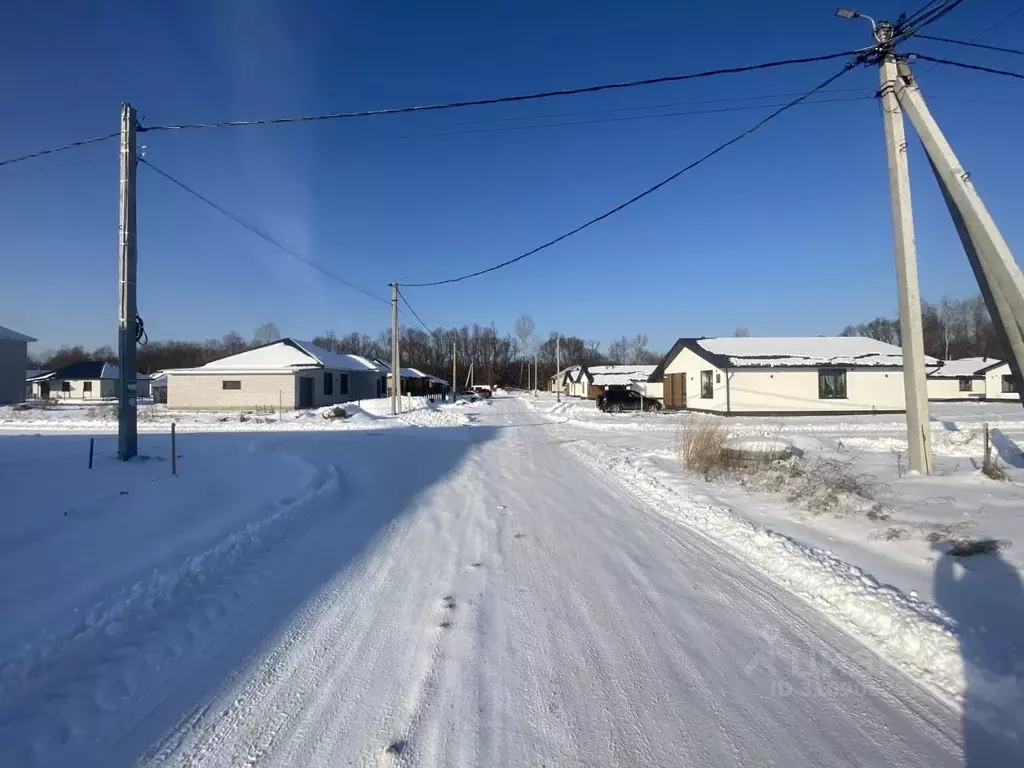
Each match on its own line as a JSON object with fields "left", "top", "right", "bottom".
{"left": 278, "top": 390, "right": 282, "bottom": 423}
{"left": 983, "top": 422, "right": 990, "bottom": 467}
{"left": 171, "top": 422, "right": 177, "bottom": 475}
{"left": 88, "top": 437, "right": 94, "bottom": 469}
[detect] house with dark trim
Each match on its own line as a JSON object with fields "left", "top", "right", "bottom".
{"left": 650, "top": 336, "right": 937, "bottom": 415}
{"left": 27, "top": 361, "right": 151, "bottom": 400}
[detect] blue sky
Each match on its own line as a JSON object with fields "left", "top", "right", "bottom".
{"left": 2, "top": 0, "right": 1022, "bottom": 356}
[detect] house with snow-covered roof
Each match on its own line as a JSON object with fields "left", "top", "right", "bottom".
{"left": 27, "top": 361, "right": 151, "bottom": 401}
{"left": 926, "top": 357, "right": 994, "bottom": 401}
{"left": 580, "top": 365, "right": 657, "bottom": 399}
{"left": 649, "top": 337, "right": 940, "bottom": 415}
{"left": 166, "top": 338, "right": 386, "bottom": 410}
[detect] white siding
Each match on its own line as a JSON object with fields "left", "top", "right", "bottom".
{"left": 927, "top": 376, "right": 983, "bottom": 400}
{"left": 984, "top": 363, "right": 1019, "bottom": 401}
{"left": 664, "top": 347, "right": 729, "bottom": 411}
{"left": 168, "top": 372, "right": 296, "bottom": 410}
{"left": 642, "top": 381, "right": 663, "bottom": 400}
{"left": 728, "top": 368, "right": 906, "bottom": 413}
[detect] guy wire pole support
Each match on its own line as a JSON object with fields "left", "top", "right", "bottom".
{"left": 891, "top": 57, "right": 1024, "bottom": 409}
{"left": 118, "top": 103, "right": 139, "bottom": 461}
{"left": 390, "top": 282, "right": 399, "bottom": 415}
{"left": 876, "top": 21, "right": 932, "bottom": 475}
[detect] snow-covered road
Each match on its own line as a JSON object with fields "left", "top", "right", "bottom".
{"left": 2, "top": 398, "right": 972, "bottom": 766}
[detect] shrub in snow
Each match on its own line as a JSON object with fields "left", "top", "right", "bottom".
{"left": 677, "top": 417, "right": 729, "bottom": 479}
{"left": 323, "top": 405, "right": 348, "bottom": 420}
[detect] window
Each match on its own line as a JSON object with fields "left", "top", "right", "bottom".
{"left": 958, "top": 377, "right": 973, "bottom": 392}
{"left": 323, "top": 372, "right": 333, "bottom": 395}
{"left": 1003, "top": 375, "right": 1018, "bottom": 394}
{"left": 83, "top": 381, "right": 92, "bottom": 393}
{"left": 716, "top": 373, "right": 721, "bottom": 384}
{"left": 61, "top": 381, "right": 70, "bottom": 392}
{"left": 339, "top": 373, "right": 349, "bottom": 395}
{"left": 818, "top": 369, "right": 847, "bottom": 399}
{"left": 700, "top": 370, "right": 714, "bottom": 399}
{"left": 222, "top": 380, "right": 242, "bottom": 390}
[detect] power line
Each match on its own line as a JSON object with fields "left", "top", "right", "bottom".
{"left": 138, "top": 50, "right": 866, "bottom": 133}
{"left": 405, "top": 55, "right": 867, "bottom": 288}
{"left": 900, "top": 0, "right": 967, "bottom": 35}
{"left": 0, "top": 131, "right": 118, "bottom": 169}
{"left": 138, "top": 158, "right": 390, "bottom": 306}
{"left": 397, "top": 289, "right": 436, "bottom": 337}
{"left": 915, "top": 33, "right": 1024, "bottom": 57}
{"left": 911, "top": 53, "right": 1024, "bottom": 80}
{"left": 917, "top": 3, "right": 1024, "bottom": 72}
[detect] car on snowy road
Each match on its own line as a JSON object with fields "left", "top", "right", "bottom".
{"left": 596, "top": 389, "right": 662, "bottom": 413}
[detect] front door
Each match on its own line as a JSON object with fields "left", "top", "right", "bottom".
{"left": 39, "top": 382, "right": 50, "bottom": 399}
{"left": 665, "top": 373, "right": 687, "bottom": 409}
{"left": 298, "top": 377, "right": 314, "bottom": 408}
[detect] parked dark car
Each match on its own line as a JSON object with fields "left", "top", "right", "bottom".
{"left": 596, "top": 389, "right": 662, "bottom": 413}
{"left": 472, "top": 386, "right": 492, "bottom": 398}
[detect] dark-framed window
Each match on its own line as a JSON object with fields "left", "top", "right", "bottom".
{"left": 339, "top": 373, "right": 349, "bottom": 395}
{"left": 958, "top": 377, "right": 973, "bottom": 392}
{"left": 324, "top": 371, "right": 333, "bottom": 395}
{"left": 83, "top": 381, "right": 92, "bottom": 392}
{"left": 715, "top": 373, "right": 721, "bottom": 384}
{"left": 700, "top": 370, "right": 714, "bottom": 399}
{"left": 61, "top": 381, "right": 71, "bottom": 392}
{"left": 1003, "top": 375, "right": 1018, "bottom": 394}
{"left": 222, "top": 380, "right": 241, "bottom": 390}
{"left": 818, "top": 368, "right": 847, "bottom": 399}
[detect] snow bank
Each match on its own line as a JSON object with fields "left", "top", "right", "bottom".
{"left": 570, "top": 441, "right": 970, "bottom": 706}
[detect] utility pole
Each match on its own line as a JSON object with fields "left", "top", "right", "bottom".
{"left": 452, "top": 342, "right": 457, "bottom": 401}
{"left": 534, "top": 352, "right": 538, "bottom": 397}
{"left": 556, "top": 336, "right": 561, "bottom": 402}
{"left": 117, "top": 103, "right": 139, "bottom": 461}
{"left": 876, "top": 22, "right": 932, "bottom": 475}
{"left": 390, "top": 282, "right": 399, "bottom": 415}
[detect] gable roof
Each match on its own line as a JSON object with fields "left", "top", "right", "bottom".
{"left": 587, "top": 365, "right": 657, "bottom": 387}
{"left": 0, "top": 325, "right": 36, "bottom": 343}
{"left": 28, "top": 361, "right": 148, "bottom": 381}
{"left": 928, "top": 357, "right": 1001, "bottom": 378}
{"left": 650, "top": 337, "right": 937, "bottom": 381}
{"left": 192, "top": 338, "right": 384, "bottom": 373}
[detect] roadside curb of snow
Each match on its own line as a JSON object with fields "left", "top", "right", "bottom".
{"left": 0, "top": 455, "right": 340, "bottom": 696}
{"left": 570, "top": 440, "right": 970, "bottom": 708}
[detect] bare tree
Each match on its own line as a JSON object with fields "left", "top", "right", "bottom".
{"left": 514, "top": 314, "right": 536, "bottom": 387}
{"left": 733, "top": 327, "right": 751, "bottom": 337}
{"left": 253, "top": 322, "right": 281, "bottom": 345}
{"left": 222, "top": 331, "right": 247, "bottom": 354}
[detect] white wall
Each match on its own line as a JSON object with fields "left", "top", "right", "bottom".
{"left": 169, "top": 372, "right": 296, "bottom": 410}
{"left": 664, "top": 347, "right": 728, "bottom": 411}
{"left": 985, "top": 363, "right": 1019, "bottom": 401}
{"left": 642, "top": 381, "right": 663, "bottom": 400}
{"left": 927, "top": 376, "right": 983, "bottom": 400}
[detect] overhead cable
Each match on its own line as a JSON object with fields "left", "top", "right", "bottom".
{"left": 918, "top": 3, "right": 1024, "bottom": 72}
{"left": 397, "top": 289, "right": 437, "bottom": 337}
{"left": 139, "top": 158, "right": 390, "bottom": 306}
{"left": 0, "top": 131, "right": 118, "bottom": 169}
{"left": 915, "top": 33, "right": 1024, "bottom": 57}
{"left": 138, "top": 50, "right": 866, "bottom": 133}
{"left": 911, "top": 53, "right": 1024, "bottom": 80}
{"left": 404, "top": 55, "right": 868, "bottom": 288}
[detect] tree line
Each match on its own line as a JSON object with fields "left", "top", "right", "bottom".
{"left": 30, "top": 316, "right": 663, "bottom": 389}
{"left": 839, "top": 294, "right": 1003, "bottom": 361}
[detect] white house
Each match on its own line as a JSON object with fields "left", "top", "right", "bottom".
{"left": 27, "top": 361, "right": 151, "bottom": 400}
{"left": 549, "top": 365, "right": 581, "bottom": 395}
{"left": 150, "top": 372, "right": 168, "bottom": 404}
{"left": 650, "top": 337, "right": 937, "bottom": 415}
{"left": 581, "top": 365, "right": 657, "bottom": 400}
{"left": 981, "top": 360, "right": 1019, "bottom": 401}
{"left": 0, "top": 325, "right": 35, "bottom": 404}
{"left": 167, "top": 338, "right": 386, "bottom": 410}
{"left": 926, "top": 357, "right": 993, "bottom": 400}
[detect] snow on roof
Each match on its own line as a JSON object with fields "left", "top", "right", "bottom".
{"left": 588, "top": 365, "right": 657, "bottom": 386}
{"left": 195, "top": 339, "right": 384, "bottom": 373}
{"left": 0, "top": 325, "right": 36, "bottom": 343}
{"left": 927, "top": 357, "right": 1001, "bottom": 378}
{"left": 693, "top": 337, "right": 937, "bottom": 368}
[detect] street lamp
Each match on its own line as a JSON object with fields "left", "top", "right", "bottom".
{"left": 835, "top": 7, "right": 878, "bottom": 33}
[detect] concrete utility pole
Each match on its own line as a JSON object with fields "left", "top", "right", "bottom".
{"left": 117, "top": 103, "right": 139, "bottom": 461}
{"left": 556, "top": 336, "right": 561, "bottom": 402}
{"left": 876, "top": 22, "right": 932, "bottom": 475}
{"left": 892, "top": 58, "right": 1024, "bottom": 406}
{"left": 452, "top": 342, "right": 457, "bottom": 401}
{"left": 390, "top": 282, "right": 399, "bottom": 415}
{"left": 534, "top": 352, "right": 538, "bottom": 397}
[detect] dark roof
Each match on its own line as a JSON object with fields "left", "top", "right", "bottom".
{"left": 648, "top": 339, "right": 721, "bottom": 382}
{"left": 30, "top": 361, "right": 145, "bottom": 381}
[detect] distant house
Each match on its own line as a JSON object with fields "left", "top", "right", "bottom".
{"left": 980, "top": 360, "right": 1019, "bottom": 401}
{"left": 581, "top": 365, "right": 657, "bottom": 400}
{"left": 150, "top": 372, "right": 168, "bottom": 404}
{"left": 383, "top": 365, "right": 449, "bottom": 397}
{"left": 0, "top": 325, "right": 36, "bottom": 404}
{"left": 27, "top": 361, "right": 151, "bottom": 400}
{"left": 548, "top": 365, "right": 581, "bottom": 395}
{"left": 650, "top": 337, "right": 937, "bottom": 415}
{"left": 926, "top": 357, "right": 993, "bottom": 400}
{"left": 167, "top": 338, "right": 386, "bottom": 410}
{"left": 24, "top": 369, "right": 50, "bottom": 400}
